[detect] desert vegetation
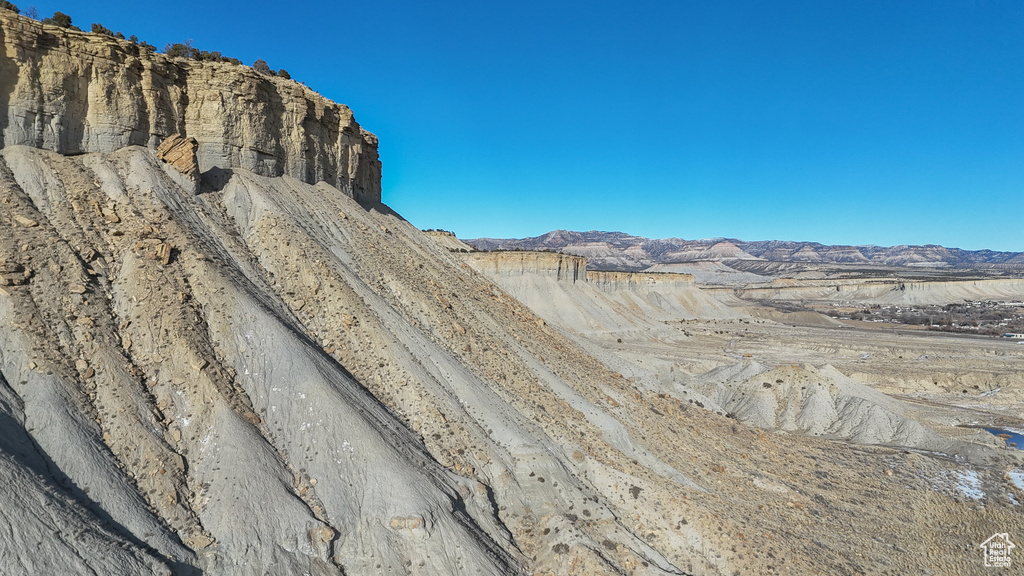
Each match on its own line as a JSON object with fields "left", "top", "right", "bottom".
{"left": 164, "top": 41, "right": 243, "bottom": 65}
{"left": 8, "top": 5, "right": 292, "bottom": 77}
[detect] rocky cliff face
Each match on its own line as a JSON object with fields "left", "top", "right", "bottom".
{"left": 462, "top": 251, "right": 587, "bottom": 282}
{"left": 463, "top": 251, "right": 737, "bottom": 332}
{"left": 586, "top": 270, "right": 695, "bottom": 292}
{"left": 460, "top": 252, "right": 698, "bottom": 291}
{"left": 0, "top": 13, "right": 380, "bottom": 202}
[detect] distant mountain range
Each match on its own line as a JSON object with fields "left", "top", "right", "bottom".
{"left": 466, "top": 230, "right": 1024, "bottom": 277}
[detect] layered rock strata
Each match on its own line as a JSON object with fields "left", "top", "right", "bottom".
{"left": 0, "top": 12, "right": 380, "bottom": 202}
{"left": 462, "top": 251, "right": 737, "bottom": 333}
{"left": 463, "top": 251, "right": 587, "bottom": 283}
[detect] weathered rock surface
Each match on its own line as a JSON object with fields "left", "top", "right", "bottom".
{"left": 463, "top": 250, "right": 588, "bottom": 282}
{"left": 0, "top": 12, "right": 380, "bottom": 202}
{"left": 157, "top": 134, "right": 199, "bottom": 177}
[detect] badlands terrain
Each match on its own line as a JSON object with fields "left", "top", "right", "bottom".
{"left": 1, "top": 9, "right": 1023, "bottom": 576}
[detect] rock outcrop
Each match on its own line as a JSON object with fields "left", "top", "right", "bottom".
{"left": 463, "top": 250, "right": 587, "bottom": 282}
{"left": 463, "top": 251, "right": 737, "bottom": 333}
{"left": 156, "top": 134, "right": 199, "bottom": 177}
{"left": 587, "top": 270, "right": 695, "bottom": 291}
{"left": 156, "top": 133, "right": 200, "bottom": 192}
{"left": 0, "top": 12, "right": 380, "bottom": 202}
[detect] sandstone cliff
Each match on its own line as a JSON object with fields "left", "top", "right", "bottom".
{"left": 462, "top": 251, "right": 736, "bottom": 333}
{"left": 0, "top": 12, "right": 380, "bottom": 202}
{"left": 462, "top": 251, "right": 587, "bottom": 282}
{"left": 586, "top": 270, "right": 696, "bottom": 292}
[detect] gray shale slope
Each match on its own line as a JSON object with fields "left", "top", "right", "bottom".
{"left": 1, "top": 11, "right": 1022, "bottom": 576}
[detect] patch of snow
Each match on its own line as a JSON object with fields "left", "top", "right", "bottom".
{"left": 957, "top": 470, "right": 984, "bottom": 500}
{"left": 1009, "top": 469, "right": 1024, "bottom": 492}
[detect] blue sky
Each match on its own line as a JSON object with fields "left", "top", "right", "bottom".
{"left": 25, "top": 1, "right": 1024, "bottom": 250}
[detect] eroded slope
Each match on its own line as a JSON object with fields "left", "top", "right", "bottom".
{"left": 0, "top": 144, "right": 1021, "bottom": 575}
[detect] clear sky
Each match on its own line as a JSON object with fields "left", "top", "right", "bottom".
{"left": 23, "top": 1, "right": 1024, "bottom": 250}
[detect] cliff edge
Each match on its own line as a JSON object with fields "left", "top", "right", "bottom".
{"left": 0, "top": 11, "right": 380, "bottom": 202}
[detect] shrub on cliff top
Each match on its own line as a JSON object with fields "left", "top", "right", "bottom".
{"left": 0, "top": 1, "right": 19, "bottom": 14}
{"left": 91, "top": 23, "right": 114, "bottom": 37}
{"left": 162, "top": 42, "right": 240, "bottom": 64}
{"left": 253, "top": 59, "right": 274, "bottom": 75}
{"left": 278, "top": 69, "right": 291, "bottom": 80}
{"left": 42, "top": 11, "right": 77, "bottom": 29}
{"left": 164, "top": 42, "right": 199, "bottom": 59}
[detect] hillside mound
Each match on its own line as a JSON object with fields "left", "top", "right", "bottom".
{"left": 685, "top": 363, "right": 959, "bottom": 449}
